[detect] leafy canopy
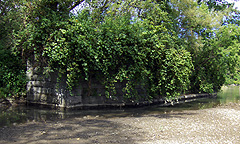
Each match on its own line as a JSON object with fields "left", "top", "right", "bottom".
{"left": 1, "top": 0, "right": 240, "bottom": 100}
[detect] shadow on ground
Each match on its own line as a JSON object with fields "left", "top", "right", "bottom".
{"left": 0, "top": 117, "right": 144, "bottom": 144}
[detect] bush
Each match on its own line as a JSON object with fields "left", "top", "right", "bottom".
{"left": 0, "top": 48, "right": 27, "bottom": 99}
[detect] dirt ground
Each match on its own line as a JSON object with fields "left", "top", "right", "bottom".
{"left": 0, "top": 102, "right": 240, "bottom": 144}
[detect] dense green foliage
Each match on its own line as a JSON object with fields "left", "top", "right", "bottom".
{"left": 0, "top": 0, "right": 26, "bottom": 98}
{"left": 1, "top": 0, "right": 240, "bottom": 100}
{"left": 0, "top": 49, "right": 26, "bottom": 99}
{"left": 170, "top": 0, "right": 239, "bottom": 93}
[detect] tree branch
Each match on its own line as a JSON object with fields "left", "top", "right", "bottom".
{"left": 69, "top": 0, "right": 85, "bottom": 12}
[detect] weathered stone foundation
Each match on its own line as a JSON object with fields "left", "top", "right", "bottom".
{"left": 26, "top": 61, "right": 153, "bottom": 109}
{"left": 26, "top": 62, "right": 215, "bottom": 109}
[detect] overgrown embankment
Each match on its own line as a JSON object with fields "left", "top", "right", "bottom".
{"left": 1, "top": 0, "right": 240, "bottom": 102}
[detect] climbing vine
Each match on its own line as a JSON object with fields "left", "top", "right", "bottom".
{"left": 11, "top": 0, "right": 239, "bottom": 100}
{"left": 14, "top": 0, "right": 193, "bottom": 101}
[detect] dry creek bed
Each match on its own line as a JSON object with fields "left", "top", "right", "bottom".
{"left": 0, "top": 102, "right": 240, "bottom": 144}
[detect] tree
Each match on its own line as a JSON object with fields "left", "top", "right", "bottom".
{"left": 0, "top": 0, "right": 27, "bottom": 99}
{"left": 13, "top": 0, "right": 193, "bottom": 101}
{"left": 169, "top": 0, "right": 239, "bottom": 93}
{"left": 2, "top": 0, "right": 239, "bottom": 101}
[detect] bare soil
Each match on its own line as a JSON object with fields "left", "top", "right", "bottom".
{"left": 0, "top": 102, "right": 240, "bottom": 144}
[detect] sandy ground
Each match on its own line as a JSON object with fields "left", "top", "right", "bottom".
{"left": 0, "top": 102, "right": 240, "bottom": 144}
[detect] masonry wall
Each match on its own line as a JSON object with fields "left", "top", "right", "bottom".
{"left": 26, "top": 61, "right": 215, "bottom": 109}
{"left": 26, "top": 61, "right": 152, "bottom": 108}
